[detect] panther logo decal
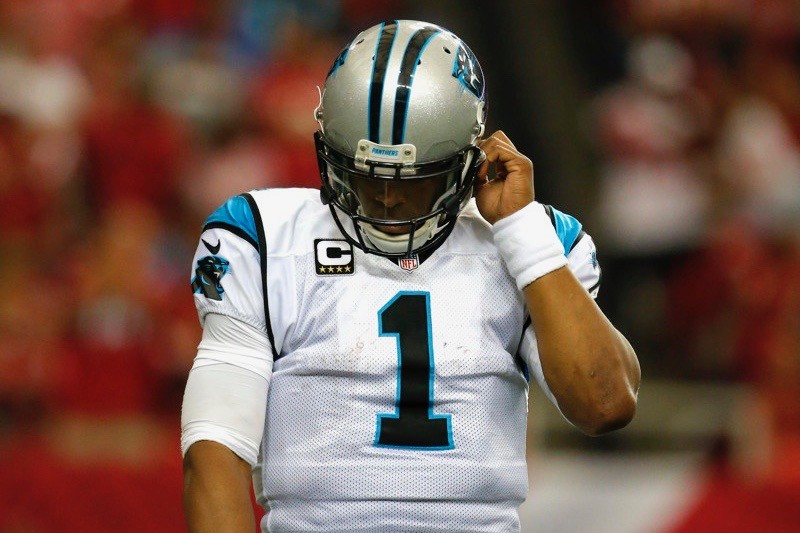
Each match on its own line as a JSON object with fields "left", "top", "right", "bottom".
{"left": 452, "top": 44, "right": 484, "bottom": 98}
{"left": 191, "top": 255, "right": 230, "bottom": 301}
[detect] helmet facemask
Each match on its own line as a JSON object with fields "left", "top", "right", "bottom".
{"left": 316, "top": 131, "right": 481, "bottom": 258}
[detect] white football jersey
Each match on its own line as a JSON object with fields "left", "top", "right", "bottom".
{"left": 189, "top": 188, "right": 601, "bottom": 532}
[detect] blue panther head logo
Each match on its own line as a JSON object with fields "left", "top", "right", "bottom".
{"left": 191, "top": 255, "right": 230, "bottom": 301}
{"left": 452, "top": 44, "right": 484, "bottom": 98}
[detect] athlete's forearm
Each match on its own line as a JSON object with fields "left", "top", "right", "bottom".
{"left": 183, "top": 440, "right": 256, "bottom": 533}
{"left": 523, "top": 266, "right": 640, "bottom": 436}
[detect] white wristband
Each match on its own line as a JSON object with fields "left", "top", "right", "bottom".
{"left": 492, "top": 202, "right": 568, "bottom": 290}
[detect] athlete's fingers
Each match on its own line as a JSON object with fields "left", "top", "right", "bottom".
{"left": 481, "top": 143, "right": 531, "bottom": 177}
{"left": 479, "top": 137, "right": 521, "bottom": 163}
{"left": 477, "top": 132, "right": 532, "bottom": 189}
{"left": 478, "top": 130, "right": 517, "bottom": 153}
{"left": 491, "top": 130, "right": 516, "bottom": 150}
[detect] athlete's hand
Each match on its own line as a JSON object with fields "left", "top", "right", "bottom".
{"left": 474, "top": 131, "right": 535, "bottom": 224}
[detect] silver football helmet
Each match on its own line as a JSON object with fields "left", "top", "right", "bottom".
{"left": 315, "top": 20, "right": 487, "bottom": 258}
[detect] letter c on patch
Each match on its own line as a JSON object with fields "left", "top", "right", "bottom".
{"left": 316, "top": 240, "right": 353, "bottom": 266}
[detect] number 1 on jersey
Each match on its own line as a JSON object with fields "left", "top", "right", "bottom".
{"left": 375, "top": 291, "right": 454, "bottom": 449}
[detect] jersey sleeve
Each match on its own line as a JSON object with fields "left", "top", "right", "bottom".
{"left": 184, "top": 195, "right": 275, "bottom": 465}
{"left": 519, "top": 205, "right": 602, "bottom": 413}
{"left": 190, "top": 194, "right": 266, "bottom": 332}
{"left": 542, "top": 204, "right": 601, "bottom": 297}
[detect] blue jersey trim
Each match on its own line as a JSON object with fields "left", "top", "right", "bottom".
{"left": 547, "top": 206, "right": 583, "bottom": 255}
{"left": 204, "top": 195, "right": 259, "bottom": 251}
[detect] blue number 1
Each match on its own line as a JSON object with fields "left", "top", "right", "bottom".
{"left": 374, "top": 292, "right": 454, "bottom": 449}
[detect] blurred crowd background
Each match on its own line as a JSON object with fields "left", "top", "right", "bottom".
{"left": 0, "top": 0, "right": 798, "bottom": 531}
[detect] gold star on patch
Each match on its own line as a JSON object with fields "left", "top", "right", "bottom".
{"left": 319, "top": 266, "right": 326, "bottom": 273}
{"left": 336, "top": 266, "right": 343, "bottom": 272}
{"left": 327, "top": 266, "right": 335, "bottom": 273}
{"left": 344, "top": 265, "right": 351, "bottom": 272}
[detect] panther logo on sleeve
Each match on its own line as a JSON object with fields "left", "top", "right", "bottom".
{"left": 191, "top": 256, "right": 230, "bottom": 301}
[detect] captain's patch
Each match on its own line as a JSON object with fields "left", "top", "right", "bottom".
{"left": 315, "top": 239, "right": 355, "bottom": 275}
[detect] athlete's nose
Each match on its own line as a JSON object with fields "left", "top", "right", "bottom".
{"left": 375, "top": 186, "right": 405, "bottom": 209}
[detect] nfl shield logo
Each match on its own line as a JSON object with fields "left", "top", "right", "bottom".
{"left": 399, "top": 255, "right": 419, "bottom": 271}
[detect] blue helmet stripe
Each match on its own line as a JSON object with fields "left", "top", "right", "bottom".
{"left": 368, "top": 21, "right": 398, "bottom": 143}
{"left": 392, "top": 27, "right": 440, "bottom": 145}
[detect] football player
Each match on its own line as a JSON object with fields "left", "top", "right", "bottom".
{"left": 181, "top": 20, "right": 640, "bottom": 532}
